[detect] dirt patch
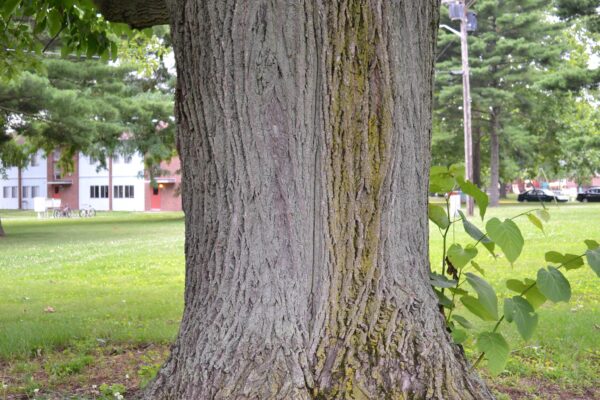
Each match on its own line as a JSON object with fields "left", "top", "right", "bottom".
{"left": 2, "top": 346, "right": 598, "bottom": 399}
{"left": 0, "top": 344, "right": 169, "bottom": 399}
{"left": 492, "top": 377, "right": 600, "bottom": 400}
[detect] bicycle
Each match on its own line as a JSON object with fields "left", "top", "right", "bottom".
{"left": 79, "top": 204, "right": 96, "bottom": 218}
{"left": 53, "top": 204, "right": 73, "bottom": 218}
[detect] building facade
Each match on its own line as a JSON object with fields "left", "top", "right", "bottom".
{"left": 1, "top": 150, "right": 182, "bottom": 212}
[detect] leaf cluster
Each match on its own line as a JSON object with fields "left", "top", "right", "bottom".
{"left": 428, "top": 165, "right": 600, "bottom": 375}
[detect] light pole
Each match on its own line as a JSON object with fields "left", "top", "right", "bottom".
{"left": 441, "top": 0, "right": 476, "bottom": 217}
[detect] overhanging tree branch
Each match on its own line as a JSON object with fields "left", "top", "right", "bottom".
{"left": 92, "top": 0, "right": 169, "bottom": 29}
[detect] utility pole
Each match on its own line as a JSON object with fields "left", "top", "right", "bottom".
{"left": 459, "top": 0, "right": 474, "bottom": 216}
{"left": 440, "top": 0, "right": 475, "bottom": 216}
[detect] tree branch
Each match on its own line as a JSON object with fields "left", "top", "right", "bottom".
{"left": 92, "top": 0, "right": 169, "bottom": 29}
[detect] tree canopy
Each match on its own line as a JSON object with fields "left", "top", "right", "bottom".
{"left": 434, "top": 0, "right": 599, "bottom": 200}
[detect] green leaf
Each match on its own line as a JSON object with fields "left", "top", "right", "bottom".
{"left": 545, "top": 251, "right": 564, "bottom": 264}
{"left": 524, "top": 285, "right": 546, "bottom": 310}
{"left": 429, "top": 166, "right": 455, "bottom": 193}
{"left": 477, "top": 332, "right": 509, "bottom": 375}
{"left": 447, "top": 244, "right": 478, "bottom": 270}
{"left": 465, "top": 273, "right": 498, "bottom": 320}
{"left": 428, "top": 204, "right": 449, "bottom": 230}
{"left": 537, "top": 267, "right": 571, "bottom": 302}
{"left": 470, "top": 261, "right": 485, "bottom": 276}
{"left": 506, "top": 279, "right": 527, "bottom": 293}
{"left": 61, "top": 44, "right": 71, "bottom": 58}
{"left": 47, "top": 8, "right": 62, "bottom": 37}
{"left": 545, "top": 252, "right": 583, "bottom": 270}
{"left": 457, "top": 178, "right": 488, "bottom": 220}
{"left": 586, "top": 248, "right": 600, "bottom": 277}
{"left": 527, "top": 213, "right": 544, "bottom": 233}
{"left": 2, "top": 0, "right": 20, "bottom": 18}
{"left": 482, "top": 241, "right": 496, "bottom": 257}
{"left": 457, "top": 211, "right": 495, "bottom": 257}
{"left": 430, "top": 272, "right": 457, "bottom": 288}
{"left": 584, "top": 240, "right": 599, "bottom": 250}
{"left": 506, "top": 280, "right": 548, "bottom": 310}
{"left": 110, "top": 41, "right": 118, "bottom": 61}
{"left": 562, "top": 254, "right": 584, "bottom": 270}
{"left": 435, "top": 289, "right": 454, "bottom": 309}
{"left": 451, "top": 328, "right": 468, "bottom": 344}
{"left": 452, "top": 314, "right": 474, "bottom": 329}
{"left": 536, "top": 209, "right": 550, "bottom": 222}
{"left": 504, "top": 296, "right": 538, "bottom": 340}
{"left": 448, "top": 163, "right": 465, "bottom": 181}
{"left": 448, "top": 287, "right": 468, "bottom": 296}
{"left": 461, "top": 295, "right": 496, "bottom": 321}
{"left": 486, "top": 218, "right": 524, "bottom": 264}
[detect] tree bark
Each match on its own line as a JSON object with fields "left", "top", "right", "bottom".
{"left": 97, "top": 1, "right": 497, "bottom": 398}
{"left": 472, "top": 125, "right": 481, "bottom": 188}
{"left": 489, "top": 108, "right": 500, "bottom": 207}
{"left": 499, "top": 181, "right": 507, "bottom": 199}
{"left": 0, "top": 217, "right": 5, "bottom": 237}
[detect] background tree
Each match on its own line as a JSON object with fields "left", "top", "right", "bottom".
{"left": 434, "top": 0, "right": 598, "bottom": 204}
{"left": 0, "top": 53, "right": 175, "bottom": 236}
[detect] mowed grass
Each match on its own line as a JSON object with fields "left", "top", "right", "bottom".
{"left": 0, "top": 211, "right": 184, "bottom": 360}
{"left": 0, "top": 204, "right": 599, "bottom": 396}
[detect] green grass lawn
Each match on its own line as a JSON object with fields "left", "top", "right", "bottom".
{"left": 0, "top": 212, "right": 185, "bottom": 360}
{"left": 0, "top": 204, "right": 598, "bottom": 398}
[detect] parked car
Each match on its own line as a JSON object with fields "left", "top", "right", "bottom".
{"left": 576, "top": 187, "right": 600, "bottom": 202}
{"left": 517, "top": 189, "right": 568, "bottom": 203}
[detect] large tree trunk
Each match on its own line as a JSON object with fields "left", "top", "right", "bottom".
{"left": 136, "top": 1, "right": 494, "bottom": 398}
{"left": 489, "top": 108, "right": 500, "bottom": 207}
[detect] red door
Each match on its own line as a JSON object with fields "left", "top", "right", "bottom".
{"left": 151, "top": 187, "right": 161, "bottom": 209}
{"left": 52, "top": 186, "right": 60, "bottom": 199}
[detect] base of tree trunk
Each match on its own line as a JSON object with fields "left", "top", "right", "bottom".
{"left": 144, "top": 323, "right": 494, "bottom": 399}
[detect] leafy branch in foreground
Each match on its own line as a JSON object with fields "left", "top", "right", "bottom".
{"left": 428, "top": 164, "right": 600, "bottom": 375}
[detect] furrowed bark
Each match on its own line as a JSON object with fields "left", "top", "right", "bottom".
{"left": 93, "top": 0, "right": 169, "bottom": 29}
{"left": 96, "top": 1, "right": 495, "bottom": 398}
{"left": 473, "top": 125, "right": 481, "bottom": 188}
{"left": 489, "top": 108, "right": 500, "bottom": 207}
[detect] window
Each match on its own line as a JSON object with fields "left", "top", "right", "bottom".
{"left": 11, "top": 186, "right": 17, "bottom": 198}
{"left": 90, "top": 185, "right": 109, "bottom": 199}
{"left": 123, "top": 155, "right": 132, "bottom": 164}
{"left": 22, "top": 186, "right": 29, "bottom": 198}
{"left": 31, "top": 186, "right": 39, "bottom": 198}
{"left": 2, "top": 187, "right": 8, "bottom": 198}
{"left": 30, "top": 154, "right": 38, "bottom": 167}
{"left": 112, "top": 154, "right": 120, "bottom": 164}
{"left": 113, "top": 185, "right": 134, "bottom": 199}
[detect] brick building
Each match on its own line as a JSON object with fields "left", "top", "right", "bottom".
{"left": 0, "top": 150, "right": 182, "bottom": 212}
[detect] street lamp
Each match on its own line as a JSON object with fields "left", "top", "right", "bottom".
{"left": 441, "top": 0, "right": 477, "bottom": 217}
